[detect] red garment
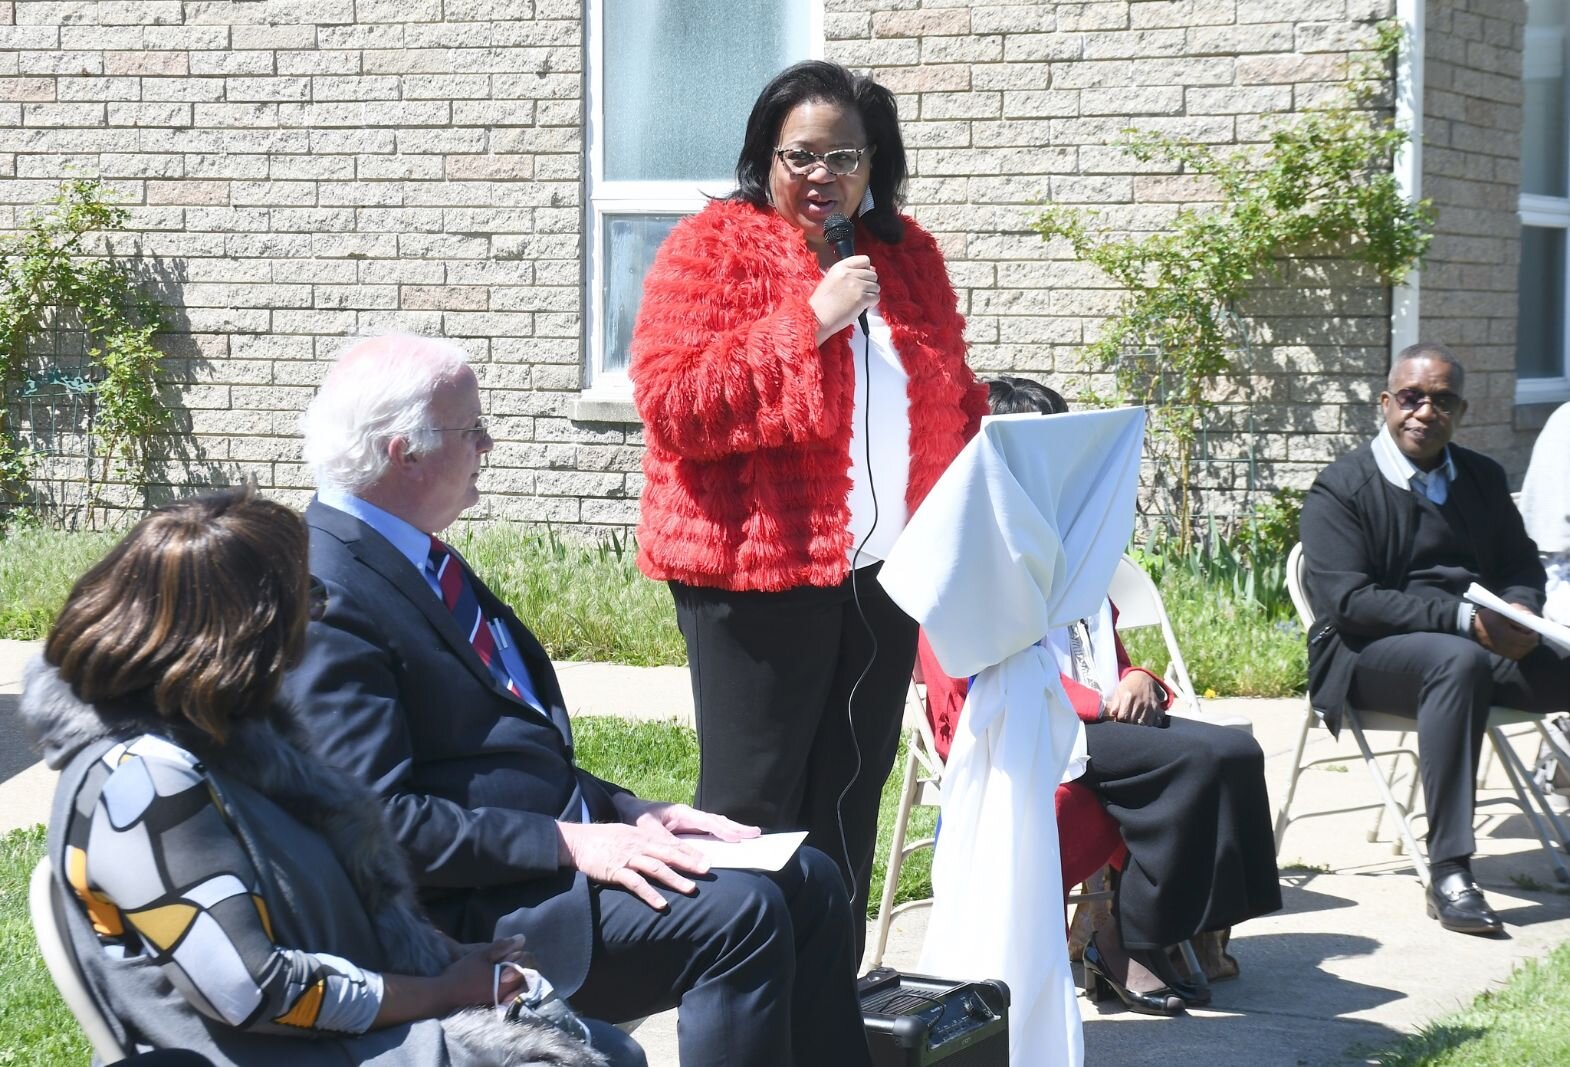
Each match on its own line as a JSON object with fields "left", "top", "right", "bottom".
{"left": 631, "top": 199, "right": 988, "bottom": 593}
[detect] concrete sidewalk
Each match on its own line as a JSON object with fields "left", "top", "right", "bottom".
{"left": 5, "top": 637, "right": 1569, "bottom": 1065}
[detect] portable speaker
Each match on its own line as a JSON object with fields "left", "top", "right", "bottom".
{"left": 858, "top": 967, "right": 1010, "bottom": 1066}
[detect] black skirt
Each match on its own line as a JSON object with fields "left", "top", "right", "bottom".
{"left": 1078, "top": 715, "right": 1283, "bottom": 949}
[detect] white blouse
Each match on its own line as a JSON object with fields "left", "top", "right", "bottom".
{"left": 845, "top": 302, "right": 911, "bottom": 567}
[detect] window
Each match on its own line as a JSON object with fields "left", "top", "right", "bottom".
{"left": 582, "top": 0, "right": 819, "bottom": 404}
{"left": 1519, "top": 0, "right": 1570, "bottom": 402}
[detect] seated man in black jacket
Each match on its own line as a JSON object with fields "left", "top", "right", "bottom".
{"left": 1300, "top": 341, "right": 1570, "bottom": 935}
{"left": 280, "top": 334, "right": 874, "bottom": 1067}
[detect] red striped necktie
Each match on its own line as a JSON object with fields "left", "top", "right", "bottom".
{"left": 425, "top": 536, "right": 524, "bottom": 700}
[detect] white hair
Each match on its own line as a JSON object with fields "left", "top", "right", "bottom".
{"left": 302, "top": 333, "right": 473, "bottom": 493}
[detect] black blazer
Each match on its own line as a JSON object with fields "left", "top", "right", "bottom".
{"left": 281, "top": 499, "right": 628, "bottom": 996}
{"left": 1299, "top": 442, "right": 1546, "bottom": 733}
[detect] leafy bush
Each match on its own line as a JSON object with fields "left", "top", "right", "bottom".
{"left": 0, "top": 179, "right": 170, "bottom": 505}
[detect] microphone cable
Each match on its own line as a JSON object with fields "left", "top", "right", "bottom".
{"left": 837, "top": 310, "right": 880, "bottom": 915}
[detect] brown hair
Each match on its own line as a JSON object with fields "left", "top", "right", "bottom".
{"left": 45, "top": 485, "right": 311, "bottom": 742}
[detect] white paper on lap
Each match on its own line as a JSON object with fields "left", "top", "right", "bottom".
{"left": 1465, "top": 582, "right": 1570, "bottom": 653}
{"left": 676, "top": 830, "right": 807, "bottom": 871}
{"left": 878, "top": 407, "right": 1146, "bottom": 1067}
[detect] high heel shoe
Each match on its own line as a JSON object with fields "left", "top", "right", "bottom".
{"left": 1131, "top": 946, "right": 1212, "bottom": 1008}
{"left": 1082, "top": 941, "right": 1186, "bottom": 1017}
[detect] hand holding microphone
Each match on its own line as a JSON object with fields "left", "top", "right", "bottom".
{"left": 810, "top": 213, "right": 878, "bottom": 345}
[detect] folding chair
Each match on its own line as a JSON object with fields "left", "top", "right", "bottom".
{"left": 1107, "top": 555, "right": 1203, "bottom": 717}
{"left": 29, "top": 856, "right": 128, "bottom": 1064}
{"left": 865, "top": 675, "right": 946, "bottom": 970}
{"left": 1273, "top": 543, "right": 1570, "bottom": 885}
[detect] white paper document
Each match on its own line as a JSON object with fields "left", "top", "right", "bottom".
{"left": 1465, "top": 583, "right": 1570, "bottom": 653}
{"left": 677, "top": 830, "right": 807, "bottom": 871}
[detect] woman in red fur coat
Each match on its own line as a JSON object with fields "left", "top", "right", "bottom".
{"left": 631, "top": 60, "right": 986, "bottom": 950}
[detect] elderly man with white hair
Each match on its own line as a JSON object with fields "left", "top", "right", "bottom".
{"left": 281, "top": 334, "right": 875, "bottom": 1067}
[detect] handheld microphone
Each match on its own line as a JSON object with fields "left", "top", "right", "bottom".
{"left": 824, "top": 212, "right": 869, "bottom": 334}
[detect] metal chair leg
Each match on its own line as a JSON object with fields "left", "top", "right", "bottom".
{"left": 1488, "top": 726, "right": 1570, "bottom": 884}
{"left": 1273, "top": 705, "right": 1316, "bottom": 853}
{"left": 1369, "top": 731, "right": 1420, "bottom": 854}
{"left": 867, "top": 743, "right": 922, "bottom": 970}
{"left": 1347, "top": 715, "right": 1430, "bottom": 886}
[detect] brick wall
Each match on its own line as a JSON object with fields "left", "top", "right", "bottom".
{"left": 0, "top": 0, "right": 615, "bottom": 528}
{"left": 0, "top": 0, "right": 1534, "bottom": 534}
{"left": 1417, "top": 0, "right": 1538, "bottom": 477}
{"left": 830, "top": 0, "right": 1406, "bottom": 526}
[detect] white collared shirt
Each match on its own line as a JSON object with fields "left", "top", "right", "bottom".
{"left": 1370, "top": 427, "right": 1457, "bottom": 505}
{"left": 1367, "top": 431, "right": 1471, "bottom": 634}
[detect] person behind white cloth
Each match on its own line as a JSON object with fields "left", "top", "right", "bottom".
{"left": 1520, "top": 400, "right": 1570, "bottom": 624}
{"left": 878, "top": 405, "right": 1146, "bottom": 1067}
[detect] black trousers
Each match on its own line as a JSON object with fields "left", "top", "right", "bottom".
{"left": 670, "top": 564, "right": 919, "bottom": 958}
{"left": 1350, "top": 633, "right": 1570, "bottom": 864}
{"left": 569, "top": 846, "right": 871, "bottom": 1067}
{"left": 1078, "top": 716, "right": 1283, "bottom": 949}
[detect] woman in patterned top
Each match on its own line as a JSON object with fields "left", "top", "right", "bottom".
{"left": 22, "top": 487, "right": 625, "bottom": 1066}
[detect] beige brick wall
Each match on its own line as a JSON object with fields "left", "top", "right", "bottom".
{"left": 0, "top": 0, "right": 622, "bottom": 528}
{"left": 0, "top": 0, "right": 1535, "bottom": 534}
{"left": 829, "top": 0, "right": 1410, "bottom": 527}
{"left": 1417, "top": 0, "right": 1540, "bottom": 478}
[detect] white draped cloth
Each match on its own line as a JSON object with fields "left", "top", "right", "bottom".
{"left": 878, "top": 408, "right": 1146, "bottom": 1067}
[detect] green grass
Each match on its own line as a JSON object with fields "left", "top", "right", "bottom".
{"left": 1120, "top": 563, "right": 1306, "bottom": 698}
{"left": 1369, "top": 941, "right": 1570, "bottom": 1066}
{"left": 1, "top": 524, "right": 1304, "bottom": 698}
{"left": 0, "top": 527, "right": 120, "bottom": 640}
{"left": 0, "top": 825, "right": 88, "bottom": 1067}
{"left": 452, "top": 527, "right": 686, "bottom": 666}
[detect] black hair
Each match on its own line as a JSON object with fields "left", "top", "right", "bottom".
{"left": 731, "top": 60, "right": 908, "bottom": 244}
{"left": 986, "top": 376, "right": 1069, "bottom": 416}
{"left": 1390, "top": 341, "right": 1466, "bottom": 393}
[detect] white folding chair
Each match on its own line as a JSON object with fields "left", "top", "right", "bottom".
{"left": 1107, "top": 554, "right": 1204, "bottom": 718}
{"left": 29, "top": 857, "right": 128, "bottom": 1064}
{"left": 1273, "top": 543, "right": 1570, "bottom": 885}
{"left": 865, "top": 676, "right": 944, "bottom": 971}
{"left": 1106, "top": 554, "right": 1258, "bottom": 739}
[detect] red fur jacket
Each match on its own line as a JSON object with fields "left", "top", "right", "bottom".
{"left": 630, "top": 199, "right": 988, "bottom": 592}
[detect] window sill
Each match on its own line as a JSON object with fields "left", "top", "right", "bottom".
{"left": 1515, "top": 377, "right": 1570, "bottom": 407}
{"left": 569, "top": 394, "right": 641, "bottom": 424}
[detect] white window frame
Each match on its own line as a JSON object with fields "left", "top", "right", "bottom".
{"left": 1517, "top": 13, "right": 1570, "bottom": 404}
{"left": 580, "top": 0, "right": 822, "bottom": 406}
{"left": 1518, "top": 202, "right": 1570, "bottom": 405}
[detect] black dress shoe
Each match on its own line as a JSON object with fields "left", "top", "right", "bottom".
{"left": 1082, "top": 941, "right": 1187, "bottom": 1016}
{"left": 1426, "top": 869, "right": 1504, "bottom": 935}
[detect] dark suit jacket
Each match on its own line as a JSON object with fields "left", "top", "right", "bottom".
{"left": 1299, "top": 441, "right": 1546, "bottom": 733}
{"left": 280, "top": 499, "right": 628, "bottom": 996}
